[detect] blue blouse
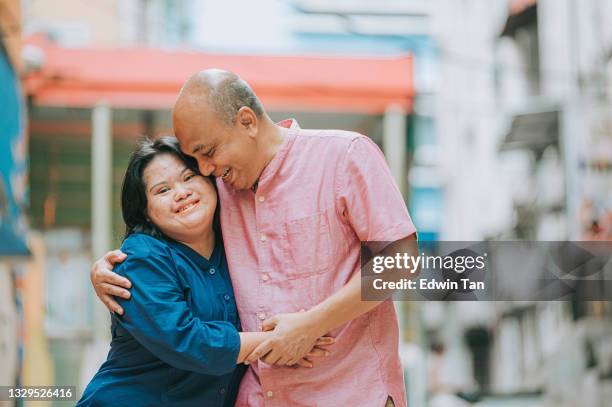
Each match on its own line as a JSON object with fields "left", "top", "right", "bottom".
{"left": 77, "top": 233, "right": 245, "bottom": 407}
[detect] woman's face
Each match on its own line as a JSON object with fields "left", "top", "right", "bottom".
{"left": 143, "top": 153, "right": 217, "bottom": 242}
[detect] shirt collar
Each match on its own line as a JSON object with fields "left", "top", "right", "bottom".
{"left": 277, "top": 118, "right": 301, "bottom": 130}
{"left": 168, "top": 238, "right": 222, "bottom": 271}
{"left": 254, "top": 118, "right": 300, "bottom": 192}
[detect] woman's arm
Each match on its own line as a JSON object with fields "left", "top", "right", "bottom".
{"left": 237, "top": 332, "right": 268, "bottom": 363}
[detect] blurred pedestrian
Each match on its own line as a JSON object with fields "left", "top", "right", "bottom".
{"left": 428, "top": 343, "right": 472, "bottom": 407}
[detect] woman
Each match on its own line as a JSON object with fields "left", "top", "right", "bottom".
{"left": 77, "top": 137, "right": 331, "bottom": 406}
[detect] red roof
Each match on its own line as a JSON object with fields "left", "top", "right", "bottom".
{"left": 23, "top": 36, "right": 414, "bottom": 114}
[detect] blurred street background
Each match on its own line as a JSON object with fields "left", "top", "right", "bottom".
{"left": 1, "top": 0, "right": 611, "bottom": 406}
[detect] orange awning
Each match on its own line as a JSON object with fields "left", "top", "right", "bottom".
{"left": 23, "top": 36, "right": 414, "bottom": 114}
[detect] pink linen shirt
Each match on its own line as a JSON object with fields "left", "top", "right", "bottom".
{"left": 218, "top": 119, "right": 417, "bottom": 407}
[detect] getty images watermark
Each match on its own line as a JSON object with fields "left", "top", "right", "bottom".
{"left": 361, "top": 241, "right": 612, "bottom": 301}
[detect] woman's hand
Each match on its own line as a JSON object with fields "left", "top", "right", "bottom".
{"left": 244, "top": 310, "right": 334, "bottom": 367}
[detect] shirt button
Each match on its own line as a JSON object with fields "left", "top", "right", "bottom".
{"left": 208, "top": 268, "right": 216, "bottom": 275}
{"left": 219, "top": 388, "right": 226, "bottom": 395}
{"left": 266, "top": 391, "right": 273, "bottom": 398}
{"left": 258, "top": 196, "right": 265, "bottom": 203}
{"left": 223, "top": 294, "right": 230, "bottom": 301}
{"left": 260, "top": 234, "right": 266, "bottom": 242}
{"left": 258, "top": 312, "right": 266, "bottom": 320}
{"left": 261, "top": 273, "right": 269, "bottom": 282}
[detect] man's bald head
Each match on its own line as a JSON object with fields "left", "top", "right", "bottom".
{"left": 171, "top": 69, "right": 275, "bottom": 190}
{"left": 174, "top": 69, "right": 264, "bottom": 127}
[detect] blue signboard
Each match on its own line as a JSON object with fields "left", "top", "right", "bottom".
{"left": 0, "top": 46, "right": 29, "bottom": 256}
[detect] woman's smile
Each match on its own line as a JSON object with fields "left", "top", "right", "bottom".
{"left": 175, "top": 199, "right": 200, "bottom": 214}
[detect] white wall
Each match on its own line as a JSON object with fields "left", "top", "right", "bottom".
{"left": 432, "top": 0, "right": 512, "bottom": 240}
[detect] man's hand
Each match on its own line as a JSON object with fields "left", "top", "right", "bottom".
{"left": 245, "top": 310, "right": 329, "bottom": 366}
{"left": 90, "top": 250, "right": 131, "bottom": 315}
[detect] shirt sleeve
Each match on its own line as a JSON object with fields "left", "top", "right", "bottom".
{"left": 336, "top": 136, "right": 417, "bottom": 242}
{"left": 113, "top": 234, "right": 240, "bottom": 376}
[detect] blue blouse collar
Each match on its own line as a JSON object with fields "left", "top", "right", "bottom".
{"left": 166, "top": 237, "right": 222, "bottom": 270}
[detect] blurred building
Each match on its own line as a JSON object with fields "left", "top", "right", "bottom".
{"left": 497, "top": 0, "right": 612, "bottom": 241}
{"left": 23, "top": 0, "right": 194, "bottom": 47}
{"left": 423, "top": 1, "right": 612, "bottom": 406}
{"left": 493, "top": 1, "right": 612, "bottom": 404}
{"left": 0, "top": 0, "right": 29, "bottom": 402}
{"left": 433, "top": 0, "right": 612, "bottom": 241}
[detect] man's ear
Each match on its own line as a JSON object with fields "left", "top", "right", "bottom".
{"left": 237, "top": 107, "right": 258, "bottom": 137}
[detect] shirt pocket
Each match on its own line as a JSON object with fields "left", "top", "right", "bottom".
{"left": 282, "top": 211, "right": 332, "bottom": 279}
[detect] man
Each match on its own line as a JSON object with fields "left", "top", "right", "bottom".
{"left": 91, "top": 69, "right": 418, "bottom": 406}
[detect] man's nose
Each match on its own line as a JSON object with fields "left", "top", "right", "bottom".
{"left": 198, "top": 159, "right": 216, "bottom": 176}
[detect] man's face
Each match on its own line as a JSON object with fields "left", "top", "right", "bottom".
{"left": 174, "top": 105, "right": 261, "bottom": 191}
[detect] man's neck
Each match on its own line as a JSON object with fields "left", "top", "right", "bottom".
{"left": 252, "top": 120, "right": 288, "bottom": 191}
{"left": 262, "top": 120, "right": 288, "bottom": 162}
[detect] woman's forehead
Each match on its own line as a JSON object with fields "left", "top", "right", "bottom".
{"left": 144, "top": 154, "right": 188, "bottom": 180}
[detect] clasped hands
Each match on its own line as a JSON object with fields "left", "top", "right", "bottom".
{"left": 245, "top": 310, "right": 335, "bottom": 368}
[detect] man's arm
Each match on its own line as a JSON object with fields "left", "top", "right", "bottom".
{"left": 90, "top": 249, "right": 131, "bottom": 315}
{"left": 246, "top": 233, "right": 418, "bottom": 365}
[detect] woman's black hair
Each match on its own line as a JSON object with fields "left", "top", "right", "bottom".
{"left": 121, "top": 136, "right": 221, "bottom": 242}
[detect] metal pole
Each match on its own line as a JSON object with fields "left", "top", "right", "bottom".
{"left": 382, "top": 104, "right": 408, "bottom": 196}
{"left": 382, "top": 103, "right": 409, "bottom": 345}
{"left": 91, "top": 102, "right": 112, "bottom": 338}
